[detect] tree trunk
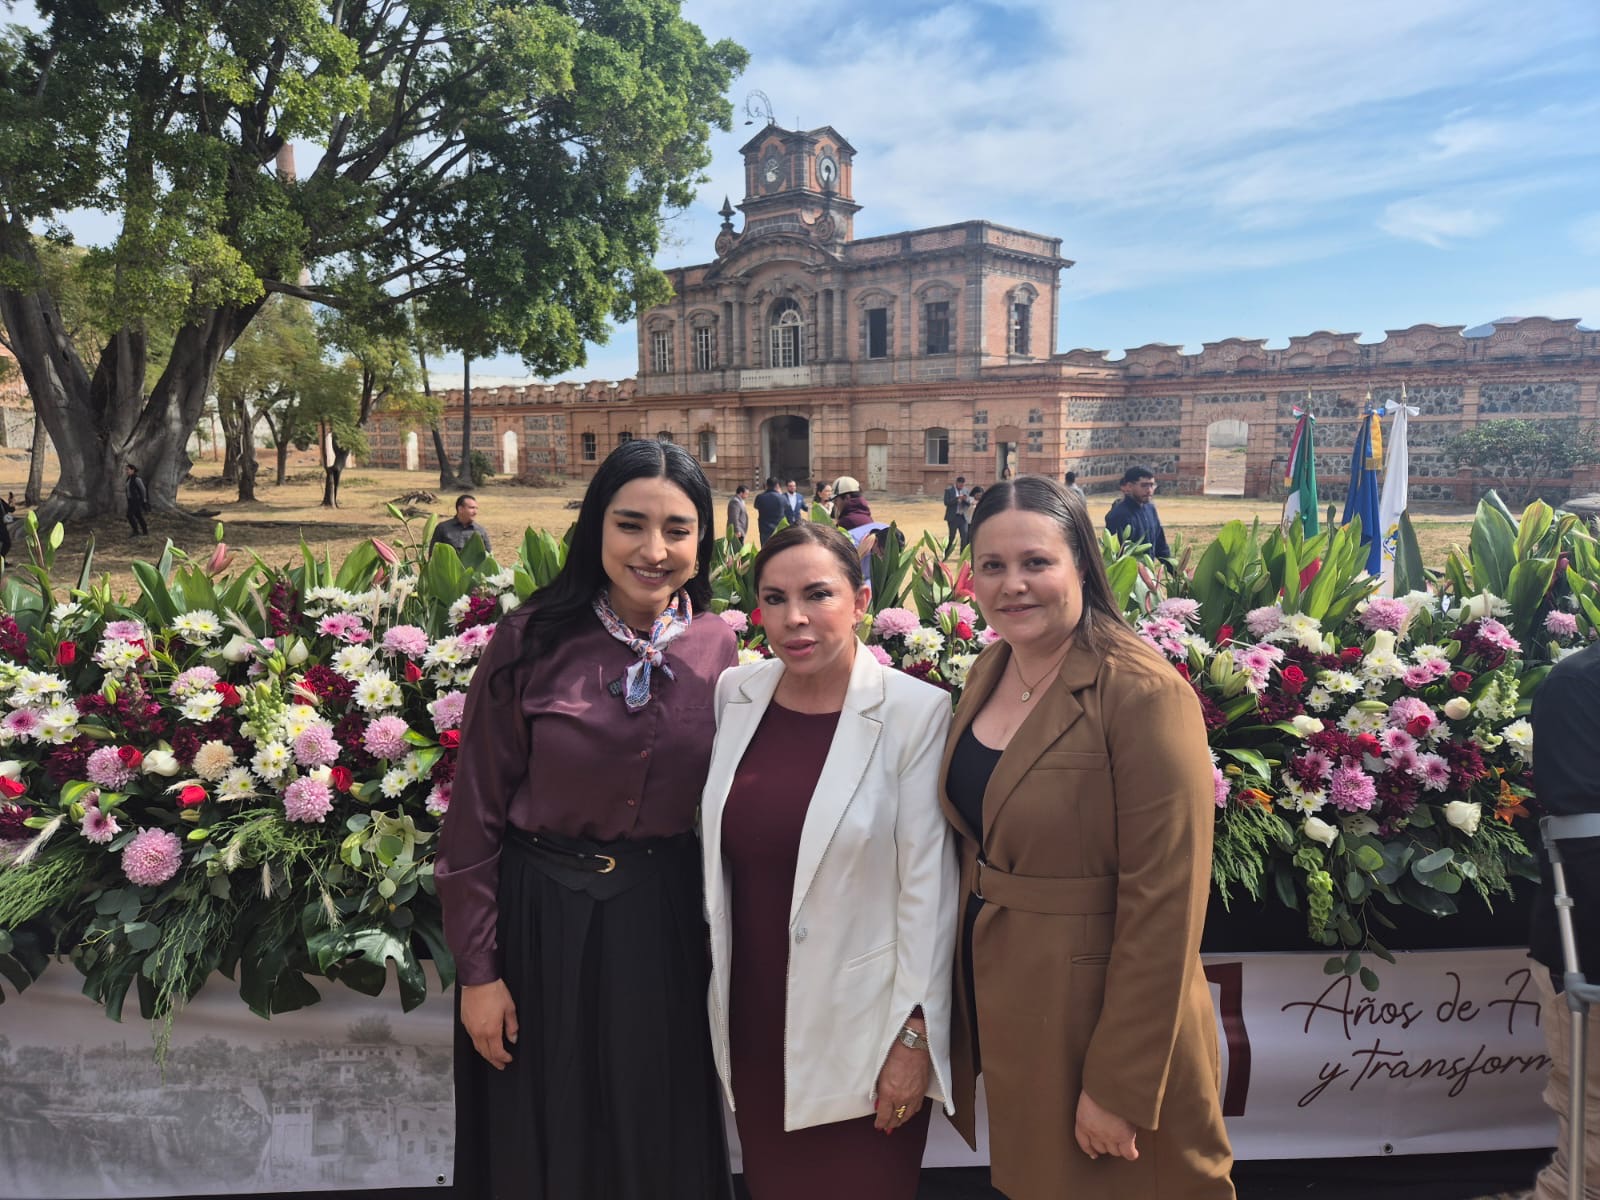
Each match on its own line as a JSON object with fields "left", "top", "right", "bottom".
{"left": 235, "top": 403, "right": 259, "bottom": 503}
{"left": 321, "top": 426, "right": 349, "bottom": 509}
{"left": 25, "top": 411, "right": 47, "bottom": 506}
{"left": 454, "top": 355, "right": 474, "bottom": 489}
{"left": 430, "top": 426, "right": 453, "bottom": 490}
{"left": 276, "top": 437, "right": 290, "bottom": 486}
{"left": 0, "top": 215, "right": 262, "bottom": 524}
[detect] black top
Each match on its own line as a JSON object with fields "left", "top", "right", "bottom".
{"left": 1531, "top": 640, "right": 1600, "bottom": 981}
{"left": 948, "top": 724, "right": 1004, "bottom": 840}
{"left": 753, "top": 488, "right": 785, "bottom": 537}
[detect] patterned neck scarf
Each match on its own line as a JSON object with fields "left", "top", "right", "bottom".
{"left": 592, "top": 588, "right": 693, "bottom": 712}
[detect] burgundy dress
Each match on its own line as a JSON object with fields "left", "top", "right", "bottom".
{"left": 722, "top": 702, "right": 932, "bottom": 1200}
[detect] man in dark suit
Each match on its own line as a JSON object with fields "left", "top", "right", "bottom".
{"left": 782, "top": 479, "right": 806, "bottom": 528}
{"left": 754, "top": 477, "right": 785, "bottom": 545}
{"left": 942, "top": 475, "right": 968, "bottom": 557}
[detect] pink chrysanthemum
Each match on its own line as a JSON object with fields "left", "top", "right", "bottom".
{"left": 977, "top": 627, "right": 1002, "bottom": 646}
{"left": 1386, "top": 696, "right": 1434, "bottom": 730}
{"left": 283, "top": 776, "right": 334, "bottom": 823}
{"left": 1413, "top": 753, "right": 1452, "bottom": 792}
{"left": 457, "top": 624, "right": 495, "bottom": 655}
{"left": 1359, "top": 597, "right": 1411, "bottom": 633}
{"left": 318, "top": 613, "right": 372, "bottom": 644}
{"left": 81, "top": 804, "right": 120, "bottom": 845}
{"left": 1155, "top": 598, "right": 1201, "bottom": 626}
{"left": 104, "top": 620, "right": 145, "bottom": 641}
{"left": 1545, "top": 611, "right": 1579, "bottom": 639}
{"left": 1213, "top": 765, "right": 1230, "bottom": 809}
{"left": 122, "top": 828, "right": 183, "bottom": 886}
{"left": 1245, "top": 606, "right": 1285, "bottom": 639}
{"left": 1401, "top": 665, "right": 1435, "bottom": 689}
{"left": 1475, "top": 618, "right": 1521, "bottom": 654}
{"left": 872, "top": 608, "right": 921, "bottom": 639}
{"left": 866, "top": 645, "right": 894, "bottom": 667}
{"left": 1328, "top": 765, "right": 1378, "bottom": 813}
{"left": 2, "top": 708, "right": 43, "bottom": 739}
{"left": 86, "top": 746, "right": 135, "bottom": 789}
{"left": 292, "top": 724, "right": 342, "bottom": 768}
{"left": 717, "top": 610, "right": 749, "bottom": 634}
{"left": 429, "top": 691, "right": 468, "bottom": 732}
{"left": 364, "top": 715, "right": 411, "bottom": 759}
{"left": 1380, "top": 728, "right": 1417, "bottom": 754}
{"left": 936, "top": 600, "right": 979, "bottom": 628}
{"left": 382, "top": 625, "right": 431, "bottom": 658}
{"left": 425, "top": 782, "right": 452, "bottom": 817}
{"left": 171, "top": 666, "right": 220, "bottom": 698}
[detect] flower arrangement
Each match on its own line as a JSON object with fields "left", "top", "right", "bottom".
{"left": 0, "top": 495, "right": 1595, "bottom": 1028}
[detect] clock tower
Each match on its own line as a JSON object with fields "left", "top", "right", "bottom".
{"left": 732, "top": 124, "right": 860, "bottom": 246}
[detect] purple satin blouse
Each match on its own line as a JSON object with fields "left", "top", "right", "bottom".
{"left": 435, "top": 606, "right": 737, "bottom": 985}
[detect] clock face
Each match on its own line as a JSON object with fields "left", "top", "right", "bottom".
{"left": 817, "top": 155, "right": 838, "bottom": 187}
{"left": 763, "top": 155, "right": 782, "bottom": 185}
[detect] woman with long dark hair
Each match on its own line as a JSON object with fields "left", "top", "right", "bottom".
{"left": 438, "top": 439, "right": 738, "bottom": 1199}
{"left": 938, "top": 476, "right": 1234, "bottom": 1198}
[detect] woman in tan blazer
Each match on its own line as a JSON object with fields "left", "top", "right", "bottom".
{"left": 940, "top": 476, "right": 1234, "bottom": 1199}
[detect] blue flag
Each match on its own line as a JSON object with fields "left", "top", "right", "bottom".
{"left": 1341, "top": 409, "right": 1383, "bottom": 575}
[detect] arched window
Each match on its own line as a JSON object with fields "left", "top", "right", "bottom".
{"left": 769, "top": 298, "right": 804, "bottom": 369}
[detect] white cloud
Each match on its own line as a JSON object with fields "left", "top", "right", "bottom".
{"left": 1378, "top": 199, "right": 1502, "bottom": 247}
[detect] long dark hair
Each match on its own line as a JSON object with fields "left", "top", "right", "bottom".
{"left": 753, "top": 522, "right": 864, "bottom": 593}
{"left": 968, "top": 475, "right": 1143, "bottom": 657}
{"left": 493, "top": 439, "right": 717, "bottom": 694}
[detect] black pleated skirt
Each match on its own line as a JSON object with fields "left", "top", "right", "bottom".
{"left": 452, "top": 828, "right": 733, "bottom": 1200}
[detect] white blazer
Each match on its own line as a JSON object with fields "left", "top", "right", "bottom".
{"left": 701, "top": 645, "right": 958, "bottom": 1132}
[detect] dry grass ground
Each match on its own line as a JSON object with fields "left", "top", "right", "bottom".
{"left": 0, "top": 446, "right": 1480, "bottom": 600}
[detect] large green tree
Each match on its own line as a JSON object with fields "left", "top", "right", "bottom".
{"left": 0, "top": 1, "right": 745, "bottom": 522}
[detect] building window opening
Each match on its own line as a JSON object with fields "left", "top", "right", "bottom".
{"left": 973, "top": 430, "right": 989, "bottom": 452}
{"left": 924, "top": 301, "right": 951, "bottom": 355}
{"left": 650, "top": 330, "right": 673, "bottom": 374}
{"left": 1011, "top": 303, "right": 1031, "bottom": 356}
{"left": 698, "top": 430, "right": 717, "bottom": 463}
{"left": 617, "top": 430, "right": 633, "bottom": 446}
{"left": 656, "top": 429, "right": 675, "bottom": 444}
{"left": 1027, "top": 408, "right": 1043, "bottom": 424}
{"left": 769, "top": 299, "right": 804, "bottom": 368}
{"left": 925, "top": 427, "right": 950, "bottom": 466}
{"left": 581, "top": 431, "right": 597, "bottom": 461}
{"left": 867, "top": 307, "right": 889, "bottom": 359}
{"left": 694, "top": 325, "right": 715, "bottom": 372}
{"left": 974, "top": 409, "right": 988, "bottom": 425}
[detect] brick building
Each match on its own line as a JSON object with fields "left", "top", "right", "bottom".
{"left": 365, "top": 124, "right": 1600, "bottom": 503}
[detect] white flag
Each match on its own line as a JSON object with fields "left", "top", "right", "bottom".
{"left": 1378, "top": 390, "right": 1419, "bottom": 593}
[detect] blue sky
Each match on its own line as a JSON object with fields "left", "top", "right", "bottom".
{"left": 465, "top": 0, "right": 1597, "bottom": 384}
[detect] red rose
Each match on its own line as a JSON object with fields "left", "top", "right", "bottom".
{"left": 214, "top": 682, "right": 242, "bottom": 708}
{"left": 955, "top": 621, "right": 974, "bottom": 640}
{"left": 0, "top": 776, "right": 26, "bottom": 799}
{"left": 1280, "top": 665, "right": 1307, "bottom": 694}
{"left": 178, "top": 784, "right": 207, "bottom": 808}
{"left": 329, "top": 766, "right": 354, "bottom": 793}
{"left": 1449, "top": 671, "right": 1473, "bottom": 693}
{"left": 439, "top": 730, "right": 461, "bottom": 749}
{"left": 1173, "top": 661, "right": 1191, "bottom": 679}
{"left": 1215, "top": 625, "right": 1234, "bottom": 646}
{"left": 403, "top": 660, "right": 424, "bottom": 684}
{"left": 117, "top": 745, "right": 144, "bottom": 770}
{"left": 1406, "top": 715, "right": 1433, "bottom": 738}
{"left": 56, "top": 641, "right": 78, "bottom": 666}
{"left": 750, "top": 608, "right": 762, "bottom": 627}
{"left": 1355, "top": 733, "right": 1382, "bottom": 757}
{"left": 1340, "top": 647, "right": 1365, "bottom": 665}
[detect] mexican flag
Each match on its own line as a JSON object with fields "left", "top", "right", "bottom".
{"left": 1282, "top": 410, "right": 1319, "bottom": 537}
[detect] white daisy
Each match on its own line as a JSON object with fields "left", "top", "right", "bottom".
{"left": 180, "top": 692, "right": 225, "bottom": 722}
{"left": 251, "top": 741, "right": 292, "bottom": 781}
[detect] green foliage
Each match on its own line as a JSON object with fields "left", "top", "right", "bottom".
{"left": 468, "top": 450, "right": 496, "bottom": 487}
{"left": 1212, "top": 801, "right": 1294, "bottom": 908}
{"left": 1446, "top": 420, "right": 1600, "bottom": 505}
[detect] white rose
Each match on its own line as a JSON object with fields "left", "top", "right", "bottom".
{"left": 308, "top": 764, "right": 333, "bottom": 785}
{"left": 500, "top": 593, "right": 518, "bottom": 613}
{"left": 1303, "top": 816, "right": 1339, "bottom": 847}
{"left": 1341, "top": 814, "right": 1380, "bottom": 837}
{"left": 220, "top": 634, "right": 253, "bottom": 663}
{"left": 1291, "top": 715, "right": 1324, "bottom": 736}
{"left": 140, "top": 749, "right": 181, "bottom": 777}
{"left": 1444, "top": 801, "right": 1482, "bottom": 837}
{"left": 1442, "top": 697, "right": 1471, "bottom": 721}
{"left": 1369, "top": 630, "right": 1397, "bottom": 656}
{"left": 0, "top": 760, "right": 21, "bottom": 780}
{"left": 286, "top": 640, "right": 310, "bottom": 667}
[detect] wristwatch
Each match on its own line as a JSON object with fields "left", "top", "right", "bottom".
{"left": 897, "top": 1025, "right": 929, "bottom": 1051}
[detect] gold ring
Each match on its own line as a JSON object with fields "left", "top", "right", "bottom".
{"left": 894, "top": 1104, "right": 908, "bottom": 1120}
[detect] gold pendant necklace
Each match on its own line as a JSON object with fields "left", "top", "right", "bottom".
{"left": 1014, "top": 642, "right": 1072, "bottom": 702}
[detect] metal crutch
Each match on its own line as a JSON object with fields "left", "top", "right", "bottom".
{"left": 1541, "top": 813, "right": 1600, "bottom": 1200}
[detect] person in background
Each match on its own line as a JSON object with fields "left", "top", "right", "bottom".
{"left": 942, "top": 475, "right": 969, "bottom": 558}
{"left": 0, "top": 491, "right": 15, "bottom": 560}
{"left": 124, "top": 464, "right": 149, "bottom": 537}
{"left": 812, "top": 480, "right": 835, "bottom": 519}
{"left": 701, "top": 522, "right": 956, "bottom": 1200}
{"left": 1103, "top": 465, "right": 1169, "bottom": 561}
{"left": 940, "top": 476, "right": 1233, "bottom": 1199}
{"left": 438, "top": 439, "right": 738, "bottom": 1200}
{"left": 831, "top": 475, "right": 874, "bottom": 531}
{"left": 755, "top": 476, "right": 786, "bottom": 545}
{"left": 432, "top": 494, "right": 493, "bottom": 555}
{"left": 1064, "top": 470, "right": 1085, "bottom": 501}
{"left": 727, "top": 484, "right": 750, "bottom": 544}
{"left": 959, "top": 485, "right": 983, "bottom": 532}
{"left": 1524, "top": 637, "right": 1600, "bottom": 1200}
{"left": 783, "top": 479, "right": 807, "bottom": 527}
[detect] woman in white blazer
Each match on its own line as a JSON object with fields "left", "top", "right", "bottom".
{"left": 701, "top": 522, "right": 958, "bottom": 1200}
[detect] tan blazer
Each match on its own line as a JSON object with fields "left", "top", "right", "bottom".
{"left": 939, "top": 635, "right": 1234, "bottom": 1199}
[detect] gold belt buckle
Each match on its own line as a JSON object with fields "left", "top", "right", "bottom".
{"left": 595, "top": 854, "right": 617, "bottom": 874}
